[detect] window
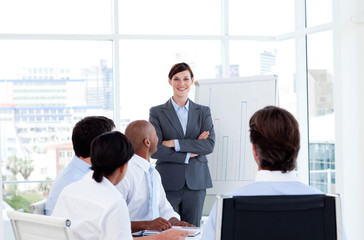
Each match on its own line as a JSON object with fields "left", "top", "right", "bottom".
{"left": 119, "top": 0, "right": 221, "bottom": 35}
{"left": 229, "top": 0, "right": 295, "bottom": 35}
{"left": 1, "top": 1, "right": 336, "bottom": 239}
{"left": 306, "top": 0, "right": 332, "bottom": 27}
{"left": 118, "top": 39, "right": 221, "bottom": 122}
{"left": 0, "top": 0, "right": 112, "bottom": 34}
{"left": 307, "top": 30, "right": 335, "bottom": 193}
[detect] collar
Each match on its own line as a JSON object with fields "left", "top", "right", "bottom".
{"left": 255, "top": 170, "right": 299, "bottom": 182}
{"left": 170, "top": 97, "right": 189, "bottom": 111}
{"left": 72, "top": 155, "right": 91, "bottom": 173}
{"left": 131, "top": 154, "right": 151, "bottom": 173}
{"left": 84, "top": 171, "right": 114, "bottom": 188}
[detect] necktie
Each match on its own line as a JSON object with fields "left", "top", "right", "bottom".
{"left": 149, "top": 165, "right": 159, "bottom": 219}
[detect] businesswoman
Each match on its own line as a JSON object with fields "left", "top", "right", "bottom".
{"left": 52, "top": 131, "right": 189, "bottom": 240}
{"left": 149, "top": 62, "right": 215, "bottom": 226}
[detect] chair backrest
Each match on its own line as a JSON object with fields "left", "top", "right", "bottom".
{"left": 215, "top": 194, "right": 342, "bottom": 240}
{"left": 29, "top": 199, "right": 47, "bottom": 215}
{"left": 7, "top": 210, "right": 74, "bottom": 240}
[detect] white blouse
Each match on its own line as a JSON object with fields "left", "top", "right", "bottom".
{"left": 52, "top": 171, "right": 132, "bottom": 240}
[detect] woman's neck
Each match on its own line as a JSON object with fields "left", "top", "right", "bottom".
{"left": 172, "top": 96, "right": 188, "bottom": 108}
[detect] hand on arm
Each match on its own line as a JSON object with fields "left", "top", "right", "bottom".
{"left": 189, "top": 131, "right": 210, "bottom": 158}
{"left": 162, "top": 140, "right": 175, "bottom": 148}
{"left": 162, "top": 131, "right": 209, "bottom": 150}
{"left": 169, "top": 217, "right": 195, "bottom": 227}
{"left": 190, "top": 153, "right": 198, "bottom": 158}
{"left": 198, "top": 131, "right": 210, "bottom": 140}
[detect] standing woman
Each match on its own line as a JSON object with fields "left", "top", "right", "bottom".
{"left": 149, "top": 62, "right": 215, "bottom": 226}
{"left": 52, "top": 131, "right": 189, "bottom": 240}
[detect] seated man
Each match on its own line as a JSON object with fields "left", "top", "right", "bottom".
{"left": 117, "top": 120, "right": 194, "bottom": 232}
{"left": 201, "top": 106, "right": 323, "bottom": 239}
{"left": 45, "top": 116, "right": 115, "bottom": 215}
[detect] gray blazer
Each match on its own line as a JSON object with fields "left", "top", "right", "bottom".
{"left": 149, "top": 99, "right": 215, "bottom": 191}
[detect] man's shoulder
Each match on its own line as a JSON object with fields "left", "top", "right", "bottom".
{"left": 117, "top": 159, "right": 144, "bottom": 186}
{"left": 58, "top": 164, "right": 86, "bottom": 181}
{"left": 124, "top": 160, "right": 143, "bottom": 177}
{"left": 228, "top": 181, "right": 322, "bottom": 196}
{"left": 52, "top": 162, "right": 89, "bottom": 192}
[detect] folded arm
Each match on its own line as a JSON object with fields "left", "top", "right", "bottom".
{"left": 150, "top": 106, "right": 215, "bottom": 163}
{"left": 150, "top": 110, "right": 188, "bottom": 164}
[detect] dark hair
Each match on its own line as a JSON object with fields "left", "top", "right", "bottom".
{"left": 90, "top": 131, "right": 134, "bottom": 183}
{"left": 168, "top": 62, "right": 194, "bottom": 80}
{"left": 72, "top": 116, "right": 115, "bottom": 158}
{"left": 249, "top": 106, "right": 300, "bottom": 172}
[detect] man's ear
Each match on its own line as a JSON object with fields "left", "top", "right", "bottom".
{"left": 143, "top": 138, "right": 150, "bottom": 148}
{"left": 252, "top": 144, "right": 258, "bottom": 158}
{"left": 120, "top": 163, "right": 127, "bottom": 174}
{"left": 168, "top": 78, "right": 172, "bottom": 86}
{"left": 119, "top": 162, "right": 128, "bottom": 180}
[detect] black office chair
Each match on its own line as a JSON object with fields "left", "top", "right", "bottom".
{"left": 215, "top": 194, "right": 342, "bottom": 240}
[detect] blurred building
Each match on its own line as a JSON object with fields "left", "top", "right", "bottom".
{"left": 260, "top": 50, "right": 276, "bottom": 75}
{"left": 0, "top": 61, "right": 113, "bottom": 181}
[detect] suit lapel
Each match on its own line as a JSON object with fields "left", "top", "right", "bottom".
{"left": 162, "top": 99, "right": 184, "bottom": 138}
{"left": 186, "top": 100, "right": 200, "bottom": 138}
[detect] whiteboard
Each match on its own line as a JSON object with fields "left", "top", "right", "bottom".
{"left": 195, "top": 75, "right": 278, "bottom": 195}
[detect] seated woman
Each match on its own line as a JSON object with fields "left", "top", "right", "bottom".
{"left": 52, "top": 131, "right": 190, "bottom": 240}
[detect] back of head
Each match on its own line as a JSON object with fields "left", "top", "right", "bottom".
{"left": 72, "top": 116, "right": 115, "bottom": 158}
{"left": 125, "top": 120, "right": 155, "bottom": 152}
{"left": 249, "top": 106, "right": 300, "bottom": 172}
{"left": 168, "top": 62, "right": 194, "bottom": 79}
{"left": 90, "top": 131, "right": 134, "bottom": 182}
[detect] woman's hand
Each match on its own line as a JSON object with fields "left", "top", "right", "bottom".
{"left": 198, "top": 131, "right": 210, "bottom": 140}
{"left": 162, "top": 140, "right": 175, "bottom": 148}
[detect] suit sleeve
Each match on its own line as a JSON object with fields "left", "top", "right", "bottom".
{"left": 178, "top": 107, "right": 215, "bottom": 155}
{"left": 149, "top": 107, "right": 188, "bottom": 164}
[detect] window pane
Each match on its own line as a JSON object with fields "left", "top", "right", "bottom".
{"left": 307, "top": 31, "right": 335, "bottom": 193}
{"left": 1, "top": 40, "right": 113, "bottom": 238}
{"left": 230, "top": 0, "right": 295, "bottom": 35}
{"left": 0, "top": 0, "right": 112, "bottom": 34}
{"left": 119, "top": 0, "right": 221, "bottom": 35}
{"left": 230, "top": 39, "right": 297, "bottom": 112}
{"left": 118, "top": 40, "right": 221, "bottom": 127}
{"left": 0, "top": 40, "right": 113, "bottom": 184}
{"left": 306, "top": 0, "right": 332, "bottom": 27}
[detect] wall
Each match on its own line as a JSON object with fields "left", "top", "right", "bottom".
{"left": 334, "top": 0, "right": 364, "bottom": 238}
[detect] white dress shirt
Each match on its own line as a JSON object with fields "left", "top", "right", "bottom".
{"left": 52, "top": 171, "right": 132, "bottom": 240}
{"left": 116, "top": 154, "right": 180, "bottom": 221}
{"left": 171, "top": 97, "right": 191, "bottom": 164}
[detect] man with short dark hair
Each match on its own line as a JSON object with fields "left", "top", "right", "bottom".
{"left": 201, "top": 106, "right": 322, "bottom": 239}
{"left": 45, "top": 116, "right": 115, "bottom": 215}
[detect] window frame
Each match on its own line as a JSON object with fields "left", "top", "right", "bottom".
{"left": 0, "top": 0, "right": 336, "bottom": 235}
